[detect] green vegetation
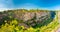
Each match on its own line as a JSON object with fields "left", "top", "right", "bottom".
{"left": 0, "top": 9, "right": 59, "bottom": 32}
{"left": 0, "top": 15, "right": 58, "bottom": 32}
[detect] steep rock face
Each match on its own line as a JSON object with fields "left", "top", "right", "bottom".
{"left": 13, "top": 11, "right": 50, "bottom": 22}
{"left": 0, "top": 9, "right": 56, "bottom": 28}
{"left": 14, "top": 12, "right": 35, "bottom": 21}
{"left": 22, "top": 12, "right": 35, "bottom": 21}
{"left": 36, "top": 11, "right": 50, "bottom": 21}
{"left": 13, "top": 11, "right": 51, "bottom": 27}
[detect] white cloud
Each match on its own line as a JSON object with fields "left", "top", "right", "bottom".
{"left": 50, "top": 5, "right": 60, "bottom": 10}
{"left": 0, "top": 0, "right": 14, "bottom": 11}
{"left": 53, "top": 5, "right": 60, "bottom": 10}
{"left": 0, "top": 3, "right": 8, "bottom": 11}
{"left": 18, "top": 3, "right": 40, "bottom": 10}
{"left": 17, "top": 3, "right": 60, "bottom": 10}
{"left": 0, "top": 0, "right": 60, "bottom": 11}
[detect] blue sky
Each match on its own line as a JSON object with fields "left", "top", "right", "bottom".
{"left": 0, "top": 0, "right": 60, "bottom": 11}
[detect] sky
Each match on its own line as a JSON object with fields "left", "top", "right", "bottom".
{"left": 0, "top": 0, "right": 60, "bottom": 11}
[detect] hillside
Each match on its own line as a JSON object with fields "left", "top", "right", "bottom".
{"left": 0, "top": 9, "right": 58, "bottom": 32}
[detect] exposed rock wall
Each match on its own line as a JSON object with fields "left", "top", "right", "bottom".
{"left": 0, "top": 10, "right": 56, "bottom": 28}
{"left": 13, "top": 11, "right": 50, "bottom": 22}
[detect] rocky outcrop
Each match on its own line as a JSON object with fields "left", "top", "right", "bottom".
{"left": 0, "top": 9, "right": 56, "bottom": 28}
{"left": 13, "top": 11, "right": 50, "bottom": 21}
{"left": 12, "top": 11, "right": 51, "bottom": 27}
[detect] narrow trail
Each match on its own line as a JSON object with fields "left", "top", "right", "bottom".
{"left": 52, "top": 11, "right": 60, "bottom": 32}
{"left": 56, "top": 11, "right": 60, "bottom": 32}
{"left": 53, "top": 24, "right": 60, "bottom": 32}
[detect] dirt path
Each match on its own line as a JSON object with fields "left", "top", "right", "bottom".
{"left": 54, "top": 11, "right": 60, "bottom": 32}
{"left": 55, "top": 25, "right": 60, "bottom": 32}
{"left": 58, "top": 12, "right": 60, "bottom": 24}
{"left": 51, "top": 12, "right": 60, "bottom": 32}
{"left": 51, "top": 24, "right": 60, "bottom": 32}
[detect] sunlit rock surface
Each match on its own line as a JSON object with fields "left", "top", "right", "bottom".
{"left": 0, "top": 9, "right": 56, "bottom": 28}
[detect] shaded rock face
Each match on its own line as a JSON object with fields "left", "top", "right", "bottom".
{"left": 0, "top": 13, "right": 9, "bottom": 25}
{"left": 18, "top": 23, "right": 30, "bottom": 29}
{"left": 0, "top": 14, "right": 4, "bottom": 25}
{"left": 50, "top": 11, "right": 56, "bottom": 19}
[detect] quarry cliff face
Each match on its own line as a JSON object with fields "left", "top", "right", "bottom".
{"left": 0, "top": 9, "right": 56, "bottom": 28}
{"left": 12, "top": 11, "right": 51, "bottom": 28}
{"left": 13, "top": 11, "right": 50, "bottom": 22}
{"left": 0, "top": 10, "right": 50, "bottom": 22}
